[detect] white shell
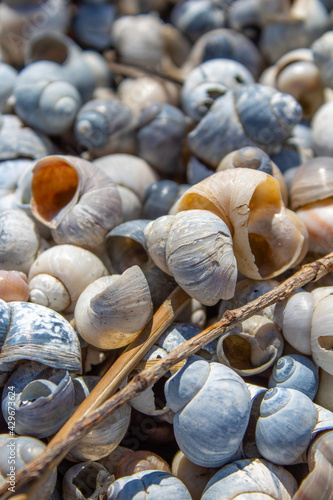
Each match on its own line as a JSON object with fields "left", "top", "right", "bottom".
{"left": 311, "top": 291, "right": 333, "bottom": 375}
{"left": 28, "top": 244, "right": 108, "bottom": 313}
{"left": 74, "top": 266, "right": 153, "bottom": 350}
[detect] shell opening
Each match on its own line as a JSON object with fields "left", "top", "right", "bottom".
{"left": 72, "top": 463, "right": 101, "bottom": 497}
{"left": 19, "top": 380, "right": 53, "bottom": 406}
{"left": 31, "top": 160, "right": 79, "bottom": 223}
{"left": 29, "top": 36, "right": 69, "bottom": 64}
{"left": 318, "top": 336, "right": 333, "bottom": 350}
{"left": 222, "top": 335, "right": 252, "bottom": 370}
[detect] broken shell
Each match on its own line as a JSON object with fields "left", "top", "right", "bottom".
{"left": 28, "top": 244, "right": 108, "bottom": 313}
{"left": 62, "top": 461, "right": 114, "bottom": 500}
{"left": 311, "top": 291, "right": 333, "bottom": 375}
{"left": 74, "top": 266, "right": 153, "bottom": 350}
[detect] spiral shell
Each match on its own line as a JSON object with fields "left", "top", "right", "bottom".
{"left": 269, "top": 354, "right": 319, "bottom": 400}
{"left": 30, "top": 155, "right": 122, "bottom": 254}
{"left": 28, "top": 244, "right": 108, "bottom": 313}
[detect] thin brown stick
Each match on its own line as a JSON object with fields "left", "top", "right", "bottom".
{"left": 4, "top": 252, "right": 333, "bottom": 498}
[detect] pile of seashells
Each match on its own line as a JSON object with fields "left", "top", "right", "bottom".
{"left": 2, "top": 0, "right": 333, "bottom": 498}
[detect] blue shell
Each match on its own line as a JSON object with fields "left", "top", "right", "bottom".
{"left": 170, "top": 0, "right": 227, "bottom": 43}
{"left": 157, "top": 322, "right": 217, "bottom": 359}
{"left": 0, "top": 301, "right": 82, "bottom": 373}
{"left": 74, "top": 98, "right": 134, "bottom": 150}
{"left": 187, "top": 156, "right": 213, "bottom": 185}
{"left": 107, "top": 469, "right": 192, "bottom": 499}
{"left": 143, "top": 180, "right": 189, "bottom": 219}
{"left": 268, "top": 354, "right": 319, "bottom": 400}
{"left": 72, "top": 3, "right": 116, "bottom": 50}
{"left": 256, "top": 387, "right": 318, "bottom": 465}
{"left": 165, "top": 357, "right": 251, "bottom": 467}
{"left": 137, "top": 103, "right": 188, "bottom": 175}
{"left": 189, "top": 84, "right": 302, "bottom": 167}
{"left": 0, "top": 62, "right": 17, "bottom": 112}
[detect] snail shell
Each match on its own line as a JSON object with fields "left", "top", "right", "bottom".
{"left": 30, "top": 155, "right": 122, "bottom": 254}
{"left": 255, "top": 387, "right": 318, "bottom": 465}
{"left": 187, "top": 156, "right": 213, "bottom": 185}
{"left": 269, "top": 354, "right": 319, "bottom": 401}
{"left": 143, "top": 180, "right": 189, "bottom": 220}
{"left": 0, "top": 434, "right": 57, "bottom": 500}
{"left": 28, "top": 244, "right": 108, "bottom": 313}
{"left": 107, "top": 469, "right": 192, "bottom": 499}
{"left": 1, "top": 361, "right": 74, "bottom": 438}
{"left": 0, "top": 62, "right": 17, "bottom": 113}
{"left": 311, "top": 30, "right": 333, "bottom": 88}
{"left": 311, "top": 291, "right": 333, "bottom": 375}
{"left": 201, "top": 458, "right": 297, "bottom": 499}
{"left": 144, "top": 209, "right": 238, "bottom": 306}
{"left": 116, "top": 450, "right": 171, "bottom": 478}
{"left": 0, "top": 208, "right": 40, "bottom": 274}
{"left": 188, "top": 84, "right": 303, "bottom": 168}
{"left": 164, "top": 357, "right": 251, "bottom": 468}
{"left": 0, "top": 270, "right": 29, "bottom": 302}
{"left": 72, "top": 2, "right": 116, "bottom": 50}
{"left": 174, "top": 168, "right": 308, "bottom": 280}
{"left": 62, "top": 461, "right": 114, "bottom": 500}
{"left": 216, "top": 315, "right": 284, "bottom": 376}
{"left": 74, "top": 266, "right": 153, "bottom": 350}
{"left": 0, "top": 300, "right": 82, "bottom": 374}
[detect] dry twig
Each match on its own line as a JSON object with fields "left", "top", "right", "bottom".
{"left": 3, "top": 251, "right": 333, "bottom": 498}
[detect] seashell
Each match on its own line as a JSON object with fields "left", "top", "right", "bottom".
{"left": 1, "top": 361, "right": 74, "bottom": 438}
{"left": 201, "top": 457, "right": 298, "bottom": 499}
{"left": 260, "top": 48, "right": 324, "bottom": 120}
{"left": 312, "top": 100, "right": 333, "bottom": 159}
{"left": 0, "top": 300, "right": 82, "bottom": 374}
{"left": 182, "top": 28, "right": 263, "bottom": 80}
{"left": 216, "top": 315, "right": 284, "bottom": 376}
{"left": 164, "top": 357, "right": 252, "bottom": 468}
{"left": 311, "top": 30, "right": 333, "bottom": 89}
{"left": 0, "top": 208, "right": 40, "bottom": 274}
{"left": 219, "top": 278, "right": 280, "bottom": 322}
{"left": 116, "top": 450, "right": 171, "bottom": 478}
{"left": 144, "top": 209, "right": 238, "bottom": 306}
{"left": 0, "top": 270, "right": 29, "bottom": 302}
{"left": 0, "top": 114, "right": 55, "bottom": 161}
{"left": 258, "top": 0, "right": 329, "bottom": 65}
{"left": 216, "top": 146, "right": 288, "bottom": 206}
{"left": 269, "top": 354, "right": 319, "bottom": 400}
{"left": 314, "top": 369, "right": 333, "bottom": 412}
{"left": 188, "top": 84, "right": 303, "bottom": 168}
{"left": 0, "top": 62, "right": 17, "bottom": 113}
{"left": 105, "top": 219, "right": 176, "bottom": 307}
{"left": 0, "top": 434, "right": 57, "bottom": 500}
{"left": 74, "top": 98, "right": 137, "bottom": 157}
{"left": 68, "top": 376, "right": 131, "bottom": 461}
{"left": 227, "top": 0, "right": 262, "bottom": 42}
{"left": 30, "top": 155, "right": 122, "bottom": 254}
{"left": 171, "top": 450, "right": 218, "bottom": 500}
{"left": 181, "top": 58, "right": 254, "bottom": 122}
{"left": 62, "top": 461, "right": 114, "bottom": 500}
{"left": 72, "top": 2, "right": 116, "bottom": 50}
{"left": 107, "top": 469, "right": 192, "bottom": 499}
{"left": 271, "top": 124, "right": 314, "bottom": 176}
{"left": 137, "top": 102, "right": 187, "bottom": 176}
{"left": 187, "top": 156, "right": 213, "bottom": 185}
{"left": 28, "top": 244, "right": 108, "bottom": 313}
{"left": 311, "top": 291, "right": 333, "bottom": 375}
{"left": 174, "top": 169, "right": 309, "bottom": 280}
{"left": 170, "top": 0, "right": 227, "bottom": 43}
{"left": 0, "top": 0, "right": 71, "bottom": 67}
{"left": 255, "top": 387, "right": 318, "bottom": 465}
{"left": 117, "top": 76, "right": 180, "bottom": 115}
{"left": 157, "top": 322, "right": 216, "bottom": 361}
{"left": 143, "top": 180, "right": 189, "bottom": 220}
{"left": 74, "top": 266, "right": 153, "bottom": 350}
{"left": 0, "top": 159, "right": 33, "bottom": 202}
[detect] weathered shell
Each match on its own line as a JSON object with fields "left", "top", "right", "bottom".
{"left": 311, "top": 30, "right": 333, "bottom": 88}
{"left": 311, "top": 101, "right": 333, "bottom": 158}
{"left": 0, "top": 434, "right": 57, "bottom": 500}
{"left": 143, "top": 180, "right": 189, "bottom": 220}
{"left": 28, "top": 244, "right": 108, "bottom": 313}
{"left": 269, "top": 354, "right": 319, "bottom": 400}
{"left": 0, "top": 300, "right": 82, "bottom": 374}
{"left": 201, "top": 458, "right": 297, "bottom": 499}
{"left": 181, "top": 58, "right": 254, "bottom": 122}
{"left": 164, "top": 357, "right": 251, "bottom": 467}
{"left": 0, "top": 209, "right": 40, "bottom": 274}
{"left": 0, "top": 62, "right": 17, "bottom": 113}
{"left": 74, "top": 266, "right": 153, "bottom": 350}
{"left": 144, "top": 209, "right": 237, "bottom": 306}
{"left": 311, "top": 291, "right": 333, "bottom": 375}
{"left": 62, "top": 461, "right": 114, "bottom": 500}
{"left": 116, "top": 450, "right": 171, "bottom": 478}
{"left": 107, "top": 469, "right": 192, "bottom": 499}
{"left": 174, "top": 169, "right": 308, "bottom": 280}
{"left": 1, "top": 361, "right": 74, "bottom": 438}
{"left": 30, "top": 155, "right": 122, "bottom": 254}
{"left": 137, "top": 102, "right": 187, "bottom": 176}
{"left": 255, "top": 387, "right": 318, "bottom": 465}
{"left": 0, "top": 270, "right": 29, "bottom": 302}
{"left": 314, "top": 369, "right": 333, "bottom": 412}
{"left": 217, "top": 315, "right": 284, "bottom": 376}
{"left": 74, "top": 99, "right": 136, "bottom": 157}
{"left": 68, "top": 376, "right": 131, "bottom": 461}
{"left": 188, "top": 84, "right": 303, "bottom": 167}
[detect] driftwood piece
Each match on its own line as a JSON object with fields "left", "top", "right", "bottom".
{"left": 2, "top": 252, "right": 333, "bottom": 499}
